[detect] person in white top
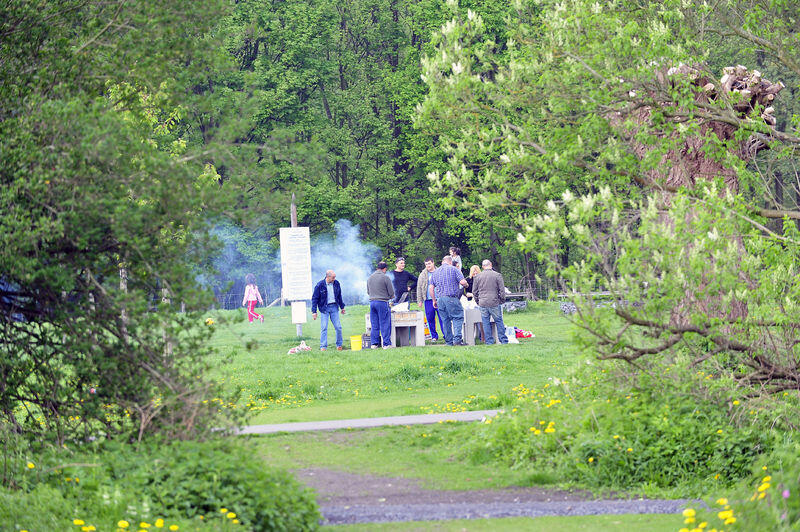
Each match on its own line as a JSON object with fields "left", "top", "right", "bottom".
{"left": 242, "top": 273, "right": 264, "bottom": 323}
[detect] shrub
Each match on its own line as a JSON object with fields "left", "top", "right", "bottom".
{"left": 466, "top": 360, "right": 787, "bottom": 495}
{"left": 678, "top": 442, "right": 800, "bottom": 531}
{"left": 2, "top": 438, "right": 320, "bottom": 531}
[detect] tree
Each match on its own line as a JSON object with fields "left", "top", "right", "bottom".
{"left": 417, "top": 0, "right": 800, "bottom": 391}
{"left": 0, "top": 0, "right": 244, "bottom": 444}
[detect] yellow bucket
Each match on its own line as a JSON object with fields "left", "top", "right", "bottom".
{"left": 350, "top": 335, "right": 362, "bottom": 351}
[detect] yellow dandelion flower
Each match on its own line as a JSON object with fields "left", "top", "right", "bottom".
{"left": 758, "top": 492, "right": 766, "bottom": 500}
{"left": 684, "top": 516, "right": 695, "bottom": 524}
{"left": 232, "top": 520, "right": 239, "bottom": 524}
{"left": 220, "top": 508, "right": 228, "bottom": 513}
{"left": 169, "top": 526, "right": 179, "bottom": 531}
{"left": 762, "top": 475, "right": 771, "bottom": 482}
{"left": 74, "top": 519, "right": 85, "bottom": 526}
{"left": 118, "top": 521, "right": 130, "bottom": 528}
{"left": 716, "top": 429, "right": 723, "bottom": 434}
{"left": 724, "top": 517, "right": 736, "bottom": 525}
{"left": 698, "top": 522, "right": 707, "bottom": 529}
{"left": 613, "top": 435, "right": 620, "bottom": 439}
{"left": 155, "top": 518, "right": 164, "bottom": 528}
{"left": 717, "top": 510, "right": 733, "bottom": 520}
{"left": 588, "top": 457, "right": 594, "bottom": 463}
{"left": 715, "top": 498, "right": 728, "bottom": 506}
{"left": 627, "top": 448, "right": 633, "bottom": 452}
{"left": 758, "top": 483, "right": 770, "bottom": 492}
{"left": 205, "top": 318, "right": 214, "bottom": 326}
{"left": 227, "top": 512, "right": 236, "bottom": 519}
{"left": 683, "top": 509, "right": 696, "bottom": 517}
{"left": 26, "top": 462, "right": 35, "bottom": 469}
{"left": 140, "top": 523, "right": 151, "bottom": 529}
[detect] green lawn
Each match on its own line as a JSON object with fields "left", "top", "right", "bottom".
{"left": 207, "top": 302, "right": 578, "bottom": 424}
{"left": 323, "top": 514, "right": 678, "bottom": 531}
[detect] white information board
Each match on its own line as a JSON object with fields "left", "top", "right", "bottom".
{"left": 291, "top": 301, "right": 308, "bottom": 324}
{"left": 279, "top": 227, "right": 312, "bottom": 301}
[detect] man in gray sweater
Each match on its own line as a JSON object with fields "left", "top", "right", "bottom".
{"left": 472, "top": 259, "right": 509, "bottom": 344}
{"left": 367, "top": 261, "right": 395, "bottom": 349}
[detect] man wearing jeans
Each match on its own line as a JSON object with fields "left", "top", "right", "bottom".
{"left": 428, "top": 256, "right": 469, "bottom": 346}
{"left": 311, "top": 270, "right": 346, "bottom": 351}
{"left": 367, "top": 261, "right": 394, "bottom": 349}
{"left": 472, "top": 259, "right": 509, "bottom": 345}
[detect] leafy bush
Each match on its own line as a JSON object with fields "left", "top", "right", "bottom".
{"left": 466, "top": 360, "right": 789, "bottom": 495}
{"left": 2, "top": 438, "right": 320, "bottom": 531}
{"left": 677, "top": 442, "right": 800, "bottom": 531}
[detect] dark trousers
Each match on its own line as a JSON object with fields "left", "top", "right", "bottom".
{"left": 423, "top": 299, "right": 444, "bottom": 340}
{"left": 369, "top": 300, "right": 392, "bottom": 347}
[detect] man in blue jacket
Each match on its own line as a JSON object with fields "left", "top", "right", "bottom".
{"left": 311, "top": 270, "right": 346, "bottom": 351}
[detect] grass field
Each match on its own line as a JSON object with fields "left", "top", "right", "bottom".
{"left": 207, "top": 302, "right": 579, "bottom": 425}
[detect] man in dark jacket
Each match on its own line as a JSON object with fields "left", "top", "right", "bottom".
{"left": 311, "top": 270, "right": 346, "bottom": 351}
{"left": 472, "top": 260, "right": 509, "bottom": 344}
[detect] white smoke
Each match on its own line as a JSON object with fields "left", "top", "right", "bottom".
{"left": 311, "top": 220, "right": 379, "bottom": 305}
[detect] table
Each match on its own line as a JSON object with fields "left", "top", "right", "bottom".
{"left": 463, "top": 307, "right": 500, "bottom": 346}
{"left": 365, "top": 311, "right": 425, "bottom": 347}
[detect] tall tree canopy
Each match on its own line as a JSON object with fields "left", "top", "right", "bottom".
{"left": 417, "top": 0, "right": 800, "bottom": 391}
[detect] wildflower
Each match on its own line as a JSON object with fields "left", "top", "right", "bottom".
{"left": 717, "top": 510, "right": 733, "bottom": 520}
{"left": 732, "top": 400, "right": 739, "bottom": 405}
{"left": 627, "top": 448, "right": 632, "bottom": 452}
{"left": 74, "top": 520, "right": 85, "bottom": 526}
{"left": 762, "top": 475, "right": 771, "bottom": 482}
{"left": 206, "top": 318, "right": 214, "bottom": 326}
{"left": 155, "top": 518, "right": 164, "bottom": 527}
{"left": 782, "top": 489, "right": 790, "bottom": 499}
{"left": 758, "top": 492, "right": 766, "bottom": 500}
{"left": 683, "top": 509, "right": 696, "bottom": 518}
{"left": 758, "top": 483, "right": 770, "bottom": 492}
{"left": 684, "top": 516, "right": 696, "bottom": 524}
{"left": 118, "top": 521, "right": 130, "bottom": 528}
{"left": 724, "top": 517, "right": 736, "bottom": 525}
{"left": 140, "top": 523, "right": 151, "bottom": 529}
{"left": 169, "top": 527, "right": 179, "bottom": 531}
{"left": 588, "top": 457, "right": 594, "bottom": 463}
{"left": 716, "top": 498, "right": 728, "bottom": 505}
{"left": 716, "top": 429, "right": 723, "bottom": 434}
{"left": 220, "top": 508, "right": 228, "bottom": 513}
{"left": 26, "top": 462, "right": 35, "bottom": 469}
{"left": 233, "top": 520, "right": 239, "bottom": 524}
{"left": 227, "top": 512, "right": 236, "bottom": 519}
{"left": 613, "top": 435, "right": 620, "bottom": 439}
{"left": 698, "top": 522, "right": 707, "bottom": 528}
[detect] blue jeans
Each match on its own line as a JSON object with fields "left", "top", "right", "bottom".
{"left": 369, "top": 300, "right": 391, "bottom": 347}
{"left": 480, "top": 305, "right": 508, "bottom": 344}
{"left": 320, "top": 303, "right": 343, "bottom": 348}
{"left": 437, "top": 295, "right": 464, "bottom": 345}
{"left": 423, "top": 299, "right": 444, "bottom": 340}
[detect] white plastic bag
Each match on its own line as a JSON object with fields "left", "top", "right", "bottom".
{"left": 505, "top": 326, "right": 519, "bottom": 344}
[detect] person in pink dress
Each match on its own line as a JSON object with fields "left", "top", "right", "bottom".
{"left": 242, "top": 273, "right": 264, "bottom": 323}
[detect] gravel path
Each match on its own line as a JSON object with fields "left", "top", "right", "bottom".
{"left": 245, "top": 412, "right": 690, "bottom": 524}
{"left": 294, "top": 468, "right": 692, "bottom": 525}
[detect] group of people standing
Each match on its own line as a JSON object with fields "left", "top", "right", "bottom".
{"left": 366, "top": 247, "right": 509, "bottom": 349}
{"left": 244, "top": 247, "right": 509, "bottom": 351}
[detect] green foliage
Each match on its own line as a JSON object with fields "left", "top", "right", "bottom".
{"left": 466, "top": 360, "right": 786, "bottom": 495}
{"left": 529, "top": 183, "right": 800, "bottom": 394}
{"left": 678, "top": 443, "right": 800, "bottom": 531}
{"left": 0, "top": 1, "right": 248, "bottom": 445}
{"left": 1, "top": 438, "right": 320, "bottom": 531}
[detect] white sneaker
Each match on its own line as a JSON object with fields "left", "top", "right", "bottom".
{"left": 370, "top": 345, "right": 379, "bottom": 349}
{"left": 382, "top": 345, "right": 393, "bottom": 349}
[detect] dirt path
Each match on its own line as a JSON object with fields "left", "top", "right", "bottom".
{"left": 293, "top": 468, "right": 691, "bottom": 525}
